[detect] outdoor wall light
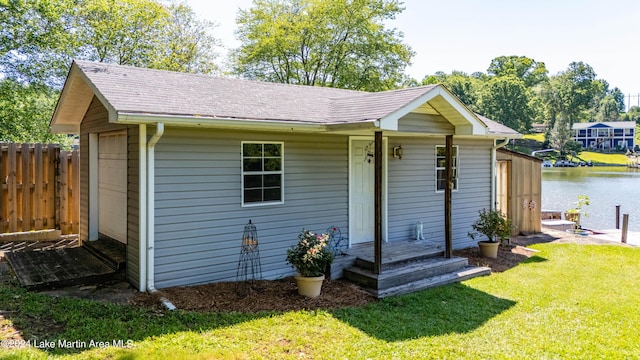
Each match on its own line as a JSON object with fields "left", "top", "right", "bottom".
{"left": 393, "top": 145, "right": 403, "bottom": 159}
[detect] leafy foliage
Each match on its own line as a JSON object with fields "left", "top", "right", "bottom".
{"left": 0, "top": 0, "right": 220, "bottom": 142}
{"left": 478, "top": 75, "right": 534, "bottom": 133}
{"left": 468, "top": 208, "right": 513, "bottom": 243}
{"left": 232, "top": 0, "right": 413, "bottom": 91}
{"left": 0, "top": 79, "right": 71, "bottom": 145}
{"left": 286, "top": 229, "right": 334, "bottom": 277}
{"left": 487, "top": 55, "right": 549, "bottom": 87}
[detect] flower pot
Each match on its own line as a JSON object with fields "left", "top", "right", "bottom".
{"left": 478, "top": 241, "right": 499, "bottom": 258}
{"left": 294, "top": 274, "right": 325, "bottom": 298}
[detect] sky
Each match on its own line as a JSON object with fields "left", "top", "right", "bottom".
{"left": 186, "top": 0, "right": 640, "bottom": 108}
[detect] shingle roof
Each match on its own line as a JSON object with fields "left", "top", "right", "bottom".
{"left": 57, "top": 60, "right": 518, "bottom": 136}
{"left": 76, "top": 60, "right": 428, "bottom": 124}
{"left": 475, "top": 114, "right": 520, "bottom": 136}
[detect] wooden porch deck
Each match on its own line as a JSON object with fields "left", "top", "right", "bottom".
{"left": 5, "top": 238, "right": 125, "bottom": 290}
{"left": 332, "top": 240, "right": 490, "bottom": 298}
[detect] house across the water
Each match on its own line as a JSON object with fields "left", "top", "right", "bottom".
{"left": 572, "top": 121, "right": 635, "bottom": 151}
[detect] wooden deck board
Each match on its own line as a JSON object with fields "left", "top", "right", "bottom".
{"left": 5, "top": 247, "right": 117, "bottom": 290}
{"left": 350, "top": 241, "right": 443, "bottom": 265}
{"left": 83, "top": 238, "right": 126, "bottom": 270}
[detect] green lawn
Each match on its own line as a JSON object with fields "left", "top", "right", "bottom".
{"left": 522, "top": 133, "right": 545, "bottom": 142}
{"left": 3, "top": 244, "right": 640, "bottom": 359}
{"left": 572, "top": 151, "right": 629, "bottom": 165}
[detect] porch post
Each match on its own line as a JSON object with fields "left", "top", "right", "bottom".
{"left": 445, "top": 134, "right": 453, "bottom": 258}
{"left": 374, "top": 131, "right": 383, "bottom": 274}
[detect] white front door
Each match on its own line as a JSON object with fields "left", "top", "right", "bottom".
{"left": 349, "top": 138, "right": 387, "bottom": 245}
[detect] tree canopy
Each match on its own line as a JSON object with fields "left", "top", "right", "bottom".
{"left": 232, "top": 0, "right": 414, "bottom": 91}
{"left": 0, "top": 0, "right": 220, "bottom": 143}
{"left": 1, "top": 0, "right": 221, "bottom": 87}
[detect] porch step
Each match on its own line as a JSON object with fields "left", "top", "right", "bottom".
{"left": 355, "top": 247, "right": 444, "bottom": 271}
{"left": 83, "top": 238, "right": 126, "bottom": 271}
{"left": 343, "top": 256, "right": 469, "bottom": 290}
{"left": 370, "top": 266, "right": 491, "bottom": 298}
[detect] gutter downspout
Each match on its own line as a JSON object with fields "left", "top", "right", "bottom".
{"left": 491, "top": 138, "right": 510, "bottom": 211}
{"left": 139, "top": 125, "right": 147, "bottom": 292}
{"left": 144, "top": 123, "right": 176, "bottom": 311}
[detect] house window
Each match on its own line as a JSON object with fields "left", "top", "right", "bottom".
{"left": 435, "top": 145, "right": 459, "bottom": 192}
{"left": 242, "top": 142, "right": 283, "bottom": 206}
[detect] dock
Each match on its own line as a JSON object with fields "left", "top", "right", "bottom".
{"left": 588, "top": 229, "right": 640, "bottom": 246}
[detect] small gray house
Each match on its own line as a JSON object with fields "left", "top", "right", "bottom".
{"left": 50, "top": 61, "right": 519, "bottom": 293}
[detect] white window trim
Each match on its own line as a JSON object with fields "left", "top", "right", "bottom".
{"left": 241, "top": 141, "right": 284, "bottom": 207}
{"left": 435, "top": 145, "right": 459, "bottom": 193}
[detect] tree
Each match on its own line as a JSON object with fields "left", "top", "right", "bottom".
{"left": 609, "top": 87, "right": 625, "bottom": 112}
{"left": 595, "top": 95, "right": 621, "bottom": 122}
{"left": 548, "top": 115, "right": 573, "bottom": 154}
{"left": 540, "top": 61, "right": 600, "bottom": 130}
{"left": 0, "top": 0, "right": 80, "bottom": 86}
{"left": 1, "top": 0, "right": 221, "bottom": 87}
{"left": 0, "top": 0, "right": 220, "bottom": 142}
{"left": 487, "top": 55, "right": 548, "bottom": 87}
{"left": 478, "top": 75, "right": 534, "bottom": 133}
{"left": 423, "top": 71, "right": 480, "bottom": 110}
{"left": 232, "top": 0, "right": 414, "bottom": 91}
{"left": 0, "top": 79, "right": 71, "bottom": 144}
{"left": 624, "top": 106, "right": 640, "bottom": 123}
{"left": 148, "top": 2, "right": 220, "bottom": 74}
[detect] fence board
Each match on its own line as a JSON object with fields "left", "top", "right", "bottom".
{"left": 59, "top": 150, "right": 69, "bottom": 234}
{"left": 21, "top": 144, "right": 31, "bottom": 232}
{"left": 46, "top": 146, "right": 56, "bottom": 229}
{"left": 34, "top": 144, "right": 43, "bottom": 230}
{"left": 1, "top": 143, "right": 79, "bottom": 235}
{"left": 8, "top": 143, "right": 17, "bottom": 232}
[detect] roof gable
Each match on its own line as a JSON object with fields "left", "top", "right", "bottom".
{"left": 572, "top": 121, "right": 635, "bottom": 130}
{"left": 51, "top": 61, "right": 519, "bottom": 137}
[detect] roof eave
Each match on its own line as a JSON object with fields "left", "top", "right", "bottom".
{"left": 50, "top": 61, "right": 119, "bottom": 134}
{"left": 116, "top": 112, "right": 335, "bottom": 132}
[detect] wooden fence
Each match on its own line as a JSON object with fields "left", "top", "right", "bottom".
{"left": 0, "top": 143, "right": 79, "bottom": 235}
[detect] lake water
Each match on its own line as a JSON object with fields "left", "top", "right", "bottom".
{"left": 542, "top": 167, "right": 640, "bottom": 231}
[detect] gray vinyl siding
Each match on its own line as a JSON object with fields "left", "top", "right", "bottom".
{"left": 152, "top": 128, "right": 348, "bottom": 288}
{"left": 398, "top": 113, "right": 454, "bottom": 134}
{"left": 387, "top": 137, "right": 492, "bottom": 250}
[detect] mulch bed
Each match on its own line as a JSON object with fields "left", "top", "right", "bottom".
{"left": 454, "top": 244, "right": 536, "bottom": 273}
{"left": 132, "top": 244, "right": 537, "bottom": 313}
{"left": 132, "top": 277, "right": 377, "bottom": 312}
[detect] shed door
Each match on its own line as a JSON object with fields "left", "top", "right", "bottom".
{"left": 496, "top": 160, "right": 510, "bottom": 219}
{"left": 98, "top": 131, "right": 127, "bottom": 243}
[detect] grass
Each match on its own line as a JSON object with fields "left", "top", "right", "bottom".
{"left": 522, "top": 133, "right": 545, "bottom": 142}
{"left": 2, "top": 244, "right": 640, "bottom": 358}
{"left": 572, "top": 151, "right": 629, "bottom": 165}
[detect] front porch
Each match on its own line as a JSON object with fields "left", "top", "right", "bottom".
{"left": 330, "top": 240, "right": 490, "bottom": 298}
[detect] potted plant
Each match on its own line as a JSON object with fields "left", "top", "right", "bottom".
{"left": 286, "top": 229, "right": 334, "bottom": 298}
{"left": 564, "top": 195, "right": 589, "bottom": 230}
{"left": 468, "top": 208, "right": 513, "bottom": 258}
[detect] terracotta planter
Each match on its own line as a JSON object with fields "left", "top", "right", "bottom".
{"left": 478, "top": 241, "right": 500, "bottom": 258}
{"left": 294, "top": 274, "right": 325, "bottom": 298}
